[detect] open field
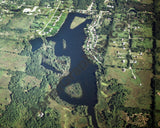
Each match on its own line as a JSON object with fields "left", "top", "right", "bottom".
{"left": 48, "top": 98, "right": 91, "bottom": 128}
{"left": 155, "top": 92, "right": 160, "bottom": 111}
{"left": 0, "top": 51, "right": 29, "bottom": 72}
{"left": 0, "top": 71, "right": 11, "bottom": 88}
{"left": 21, "top": 75, "right": 42, "bottom": 89}
{"left": 133, "top": 0, "right": 153, "bottom": 4}
{"left": 7, "top": 15, "right": 34, "bottom": 30}
{"left": 105, "top": 67, "right": 141, "bottom": 85}
{"left": 132, "top": 23, "right": 152, "bottom": 38}
{"left": 0, "top": 89, "right": 11, "bottom": 110}
{"left": 70, "top": 16, "right": 86, "bottom": 29}
{"left": 132, "top": 38, "right": 153, "bottom": 49}
{"left": 0, "top": 71, "right": 11, "bottom": 110}
{"left": 104, "top": 46, "right": 128, "bottom": 67}
{"left": 125, "top": 70, "right": 153, "bottom": 109}
{"left": 0, "top": 39, "right": 24, "bottom": 54}
{"left": 103, "top": 65, "right": 152, "bottom": 109}
{"left": 131, "top": 52, "right": 152, "bottom": 69}
{"left": 157, "top": 40, "right": 160, "bottom": 48}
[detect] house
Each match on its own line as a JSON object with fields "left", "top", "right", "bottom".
{"left": 23, "top": 8, "right": 32, "bottom": 13}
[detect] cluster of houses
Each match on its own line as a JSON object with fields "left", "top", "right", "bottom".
{"left": 23, "top": 6, "right": 38, "bottom": 13}
{"left": 52, "top": 13, "right": 62, "bottom": 27}
{"left": 42, "top": 13, "right": 62, "bottom": 35}
{"left": 86, "top": 21, "right": 98, "bottom": 51}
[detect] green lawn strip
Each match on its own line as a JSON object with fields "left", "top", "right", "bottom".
{"left": 155, "top": 92, "right": 160, "bottom": 111}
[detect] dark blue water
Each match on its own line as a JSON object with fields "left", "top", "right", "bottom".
{"left": 30, "top": 38, "right": 43, "bottom": 52}
{"left": 46, "top": 13, "right": 97, "bottom": 106}
{"left": 30, "top": 13, "right": 98, "bottom": 127}
{"left": 41, "top": 63, "right": 61, "bottom": 74}
{"left": 47, "top": 13, "right": 98, "bottom": 127}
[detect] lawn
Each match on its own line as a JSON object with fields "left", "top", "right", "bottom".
{"left": 155, "top": 92, "right": 160, "bottom": 111}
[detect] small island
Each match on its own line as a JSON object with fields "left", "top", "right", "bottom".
{"left": 65, "top": 83, "right": 83, "bottom": 98}
{"left": 70, "top": 16, "right": 86, "bottom": 29}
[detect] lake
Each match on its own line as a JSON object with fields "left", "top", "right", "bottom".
{"left": 30, "top": 13, "right": 98, "bottom": 127}
{"left": 46, "top": 13, "right": 97, "bottom": 106}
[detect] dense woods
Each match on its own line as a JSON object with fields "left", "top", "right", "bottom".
{"left": 73, "top": 0, "right": 92, "bottom": 9}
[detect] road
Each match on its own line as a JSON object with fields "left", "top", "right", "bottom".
{"left": 39, "top": 1, "right": 61, "bottom": 35}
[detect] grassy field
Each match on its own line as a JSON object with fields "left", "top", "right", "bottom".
{"left": 155, "top": 92, "right": 160, "bottom": 111}
{"left": 21, "top": 75, "right": 42, "bottom": 89}
{"left": 125, "top": 70, "right": 153, "bottom": 109}
{"left": 132, "top": 23, "right": 152, "bottom": 38}
{"left": 133, "top": 0, "right": 153, "bottom": 4}
{"left": 104, "top": 46, "right": 128, "bottom": 67}
{"left": 0, "top": 71, "right": 11, "bottom": 110}
{"left": 0, "top": 51, "right": 29, "bottom": 72}
{"left": 0, "top": 39, "right": 24, "bottom": 54}
{"left": 132, "top": 38, "right": 153, "bottom": 49}
{"left": 48, "top": 98, "right": 91, "bottom": 128}
{"left": 131, "top": 52, "right": 153, "bottom": 69}
{"left": 105, "top": 67, "right": 141, "bottom": 85}
{"left": 156, "top": 40, "right": 160, "bottom": 48}
{"left": 7, "top": 15, "right": 34, "bottom": 30}
{"left": 70, "top": 16, "right": 86, "bottom": 29}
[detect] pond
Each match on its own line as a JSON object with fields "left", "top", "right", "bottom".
{"left": 29, "top": 38, "right": 43, "bottom": 52}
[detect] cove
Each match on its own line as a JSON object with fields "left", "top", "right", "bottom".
{"left": 29, "top": 38, "right": 43, "bottom": 52}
